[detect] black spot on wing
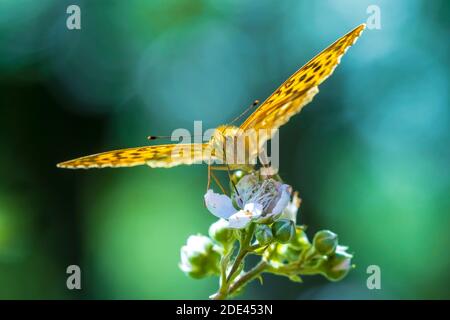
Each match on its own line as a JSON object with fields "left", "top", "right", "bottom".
{"left": 305, "top": 75, "right": 314, "bottom": 83}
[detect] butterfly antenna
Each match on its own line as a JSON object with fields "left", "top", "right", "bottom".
{"left": 147, "top": 135, "right": 173, "bottom": 141}
{"left": 148, "top": 134, "right": 205, "bottom": 141}
{"left": 229, "top": 99, "right": 260, "bottom": 126}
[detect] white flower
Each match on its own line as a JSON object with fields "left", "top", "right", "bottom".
{"left": 209, "top": 219, "right": 235, "bottom": 245}
{"left": 179, "top": 234, "right": 220, "bottom": 278}
{"left": 279, "top": 191, "right": 301, "bottom": 224}
{"left": 321, "top": 244, "right": 354, "bottom": 281}
{"left": 204, "top": 174, "right": 292, "bottom": 229}
{"left": 331, "top": 245, "right": 353, "bottom": 272}
{"left": 179, "top": 235, "right": 212, "bottom": 273}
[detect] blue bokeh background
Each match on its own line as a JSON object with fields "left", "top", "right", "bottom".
{"left": 0, "top": 0, "right": 448, "bottom": 299}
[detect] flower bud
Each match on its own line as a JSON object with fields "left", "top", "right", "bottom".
{"left": 179, "top": 234, "right": 221, "bottom": 279}
{"left": 272, "top": 219, "right": 296, "bottom": 243}
{"left": 313, "top": 230, "right": 338, "bottom": 255}
{"left": 255, "top": 224, "right": 273, "bottom": 245}
{"left": 209, "top": 219, "right": 235, "bottom": 246}
{"left": 321, "top": 245, "right": 353, "bottom": 281}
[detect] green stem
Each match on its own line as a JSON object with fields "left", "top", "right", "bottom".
{"left": 225, "top": 223, "right": 255, "bottom": 283}
{"left": 211, "top": 261, "right": 268, "bottom": 300}
{"left": 228, "top": 261, "right": 268, "bottom": 296}
{"left": 217, "top": 247, "right": 233, "bottom": 296}
{"left": 211, "top": 224, "right": 257, "bottom": 300}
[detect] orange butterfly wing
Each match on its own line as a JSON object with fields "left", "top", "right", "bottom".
{"left": 240, "top": 24, "right": 365, "bottom": 136}
{"left": 57, "top": 143, "right": 211, "bottom": 169}
{"left": 57, "top": 24, "right": 365, "bottom": 170}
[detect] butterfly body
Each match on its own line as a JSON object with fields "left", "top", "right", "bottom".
{"left": 57, "top": 24, "right": 365, "bottom": 170}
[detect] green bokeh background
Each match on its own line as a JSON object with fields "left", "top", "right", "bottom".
{"left": 0, "top": 0, "right": 448, "bottom": 299}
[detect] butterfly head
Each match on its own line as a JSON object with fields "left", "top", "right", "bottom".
{"left": 209, "top": 125, "right": 241, "bottom": 156}
{"left": 211, "top": 124, "right": 240, "bottom": 142}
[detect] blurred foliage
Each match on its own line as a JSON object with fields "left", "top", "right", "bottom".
{"left": 0, "top": 0, "right": 448, "bottom": 299}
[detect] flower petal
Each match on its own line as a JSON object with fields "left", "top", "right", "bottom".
{"left": 243, "top": 202, "right": 263, "bottom": 218}
{"left": 332, "top": 246, "right": 353, "bottom": 271}
{"left": 234, "top": 174, "right": 259, "bottom": 205}
{"left": 186, "top": 234, "right": 212, "bottom": 253}
{"left": 332, "top": 258, "right": 352, "bottom": 272}
{"left": 270, "top": 184, "right": 292, "bottom": 215}
{"left": 280, "top": 191, "right": 301, "bottom": 223}
{"left": 227, "top": 210, "right": 253, "bottom": 229}
{"left": 204, "top": 189, "right": 237, "bottom": 219}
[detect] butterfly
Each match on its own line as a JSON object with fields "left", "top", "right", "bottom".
{"left": 57, "top": 23, "right": 365, "bottom": 171}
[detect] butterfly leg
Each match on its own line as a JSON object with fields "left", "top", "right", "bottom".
{"left": 221, "top": 141, "right": 241, "bottom": 200}
{"left": 210, "top": 170, "right": 228, "bottom": 195}
{"left": 206, "top": 164, "right": 212, "bottom": 192}
{"left": 209, "top": 165, "right": 255, "bottom": 172}
{"left": 258, "top": 149, "right": 271, "bottom": 178}
{"left": 204, "top": 164, "right": 211, "bottom": 208}
{"left": 209, "top": 165, "right": 231, "bottom": 171}
{"left": 204, "top": 164, "right": 228, "bottom": 205}
{"left": 204, "top": 164, "right": 228, "bottom": 206}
